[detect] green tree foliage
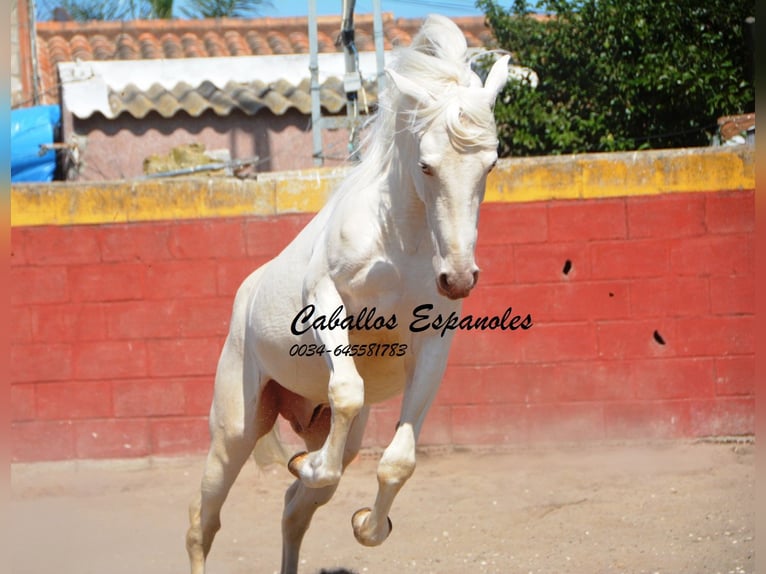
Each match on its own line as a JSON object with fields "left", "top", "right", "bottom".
{"left": 37, "top": 0, "right": 174, "bottom": 20}
{"left": 180, "top": 0, "right": 271, "bottom": 19}
{"left": 36, "top": 0, "right": 270, "bottom": 20}
{"left": 478, "top": 0, "right": 755, "bottom": 156}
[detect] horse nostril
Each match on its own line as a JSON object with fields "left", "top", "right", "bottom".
{"left": 472, "top": 269, "right": 480, "bottom": 287}
{"left": 438, "top": 273, "right": 451, "bottom": 293}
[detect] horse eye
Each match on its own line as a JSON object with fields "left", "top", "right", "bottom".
{"left": 418, "top": 161, "right": 433, "bottom": 176}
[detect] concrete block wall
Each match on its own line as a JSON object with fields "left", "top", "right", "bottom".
{"left": 10, "top": 147, "right": 755, "bottom": 461}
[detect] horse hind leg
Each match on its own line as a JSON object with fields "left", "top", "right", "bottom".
{"left": 186, "top": 337, "right": 278, "bottom": 574}
{"left": 280, "top": 406, "right": 370, "bottom": 574}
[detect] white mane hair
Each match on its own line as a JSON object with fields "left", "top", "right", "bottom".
{"left": 341, "top": 15, "right": 499, "bottom": 193}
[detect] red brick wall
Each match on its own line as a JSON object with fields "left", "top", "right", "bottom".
{"left": 10, "top": 191, "right": 754, "bottom": 461}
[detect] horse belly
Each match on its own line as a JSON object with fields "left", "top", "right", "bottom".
{"left": 256, "top": 330, "right": 409, "bottom": 407}
{"left": 350, "top": 329, "right": 409, "bottom": 404}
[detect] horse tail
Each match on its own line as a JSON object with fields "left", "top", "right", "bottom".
{"left": 252, "top": 423, "right": 291, "bottom": 468}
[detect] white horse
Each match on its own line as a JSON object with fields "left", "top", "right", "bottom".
{"left": 186, "top": 14, "right": 510, "bottom": 574}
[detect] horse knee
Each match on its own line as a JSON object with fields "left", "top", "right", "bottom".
{"left": 328, "top": 374, "right": 364, "bottom": 417}
{"left": 377, "top": 424, "right": 417, "bottom": 486}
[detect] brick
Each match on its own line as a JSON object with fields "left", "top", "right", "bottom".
{"left": 113, "top": 379, "right": 186, "bottom": 417}
{"left": 11, "top": 266, "right": 69, "bottom": 305}
{"left": 10, "top": 307, "right": 33, "bottom": 344}
{"left": 69, "top": 263, "right": 145, "bottom": 302}
{"left": 363, "top": 400, "right": 401, "bottom": 447}
{"left": 705, "top": 191, "right": 754, "bottom": 234}
{"left": 165, "top": 298, "right": 231, "bottom": 338}
{"left": 11, "top": 420, "right": 75, "bottom": 462}
{"left": 461, "top": 283, "right": 544, "bottom": 327}
{"left": 11, "top": 384, "right": 36, "bottom": 421}
{"left": 596, "top": 319, "right": 676, "bottom": 360}
{"left": 714, "top": 356, "right": 755, "bottom": 396}
{"left": 674, "top": 316, "right": 754, "bottom": 357}
{"left": 447, "top": 328, "right": 526, "bottom": 366}
{"left": 451, "top": 404, "right": 527, "bottom": 445}
{"left": 147, "top": 338, "right": 221, "bottom": 377}
{"left": 183, "top": 378, "right": 215, "bottom": 415}
{"left": 520, "top": 322, "right": 598, "bottom": 363}
{"left": 627, "top": 193, "right": 706, "bottom": 238}
{"left": 106, "top": 298, "right": 231, "bottom": 340}
{"left": 74, "top": 418, "right": 151, "bottom": 458}
{"left": 709, "top": 275, "right": 754, "bottom": 315}
{"left": 36, "top": 381, "right": 114, "bottom": 420}
{"left": 526, "top": 403, "right": 605, "bottom": 442}
{"left": 629, "top": 358, "right": 715, "bottom": 400}
{"left": 245, "top": 214, "right": 312, "bottom": 257}
{"left": 73, "top": 340, "right": 147, "bottom": 380}
{"left": 169, "top": 219, "right": 246, "bottom": 259}
{"left": 478, "top": 202, "right": 548, "bottom": 245}
{"left": 590, "top": 239, "right": 669, "bottom": 279}
{"left": 29, "top": 303, "right": 107, "bottom": 343}
{"left": 548, "top": 198, "right": 627, "bottom": 241}
{"left": 463, "top": 282, "right": 537, "bottom": 320}
{"left": 514, "top": 242, "right": 591, "bottom": 283}
{"left": 151, "top": 417, "right": 209, "bottom": 455}
{"left": 474, "top": 243, "right": 513, "bottom": 286}
{"left": 418, "top": 405, "right": 452, "bottom": 446}
{"left": 604, "top": 401, "right": 691, "bottom": 440}
{"left": 523, "top": 361, "right": 633, "bottom": 403}
{"left": 99, "top": 222, "right": 173, "bottom": 262}
{"left": 11, "top": 343, "right": 73, "bottom": 383}
{"left": 689, "top": 398, "right": 754, "bottom": 437}
{"left": 10, "top": 227, "right": 27, "bottom": 265}
{"left": 670, "top": 234, "right": 753, "bottom": 277}
{"left": 438, "top": 364, "right": 528, "bottom": 405}
{"left": 19, "top": 225, "right": 101, "bottom": 265}
{"left": 144, "top": 260, "right": 218, "bottom": 299}
{"left": 542, "top": 281, "right": 630, "bottom": 322}
{"left": 630, "top": 277, "right": 710, "bottom": 317}
{"left": 216, "top": 257, "right": 268, "bottom": 296}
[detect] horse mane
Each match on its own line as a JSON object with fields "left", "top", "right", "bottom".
{"left": 337, "top": 15, "right": 498, "bottom": 198}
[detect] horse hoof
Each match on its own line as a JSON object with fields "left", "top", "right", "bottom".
{"left": 351, "top": 507, "right": 392, "bottom": 547}
{"left": 288, "top": 451, "right": 308, "bottom": 479}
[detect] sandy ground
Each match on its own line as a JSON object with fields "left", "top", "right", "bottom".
{"left": 10, "top": 440, "right": 755, "bottom": 574}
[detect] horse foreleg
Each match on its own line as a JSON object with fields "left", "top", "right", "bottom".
{"left": 288, "top": 277, "right": 365, "bottom": 489}
{"left": 352, "top": 340, "right": 449, "bottom": 547}
{"left": 281, "top": 407, "right": 369, "bottom": 574}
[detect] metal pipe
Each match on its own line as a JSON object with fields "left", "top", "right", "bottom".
{"left": 308, "top": 0, "right": 323, "bottom": 165}
{"left": 372, "top": 0, "right": 385, "bottom": 92}
{"left": 340, "top": 0, "right": 361, "bottom": 160}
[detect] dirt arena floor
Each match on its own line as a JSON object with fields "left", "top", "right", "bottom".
{"left": 10, "top": 440, "right": 755, "bottom": 574}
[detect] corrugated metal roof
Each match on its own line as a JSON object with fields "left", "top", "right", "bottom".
{"left": 106, "top": 76, "right": 376, "bottom": 119}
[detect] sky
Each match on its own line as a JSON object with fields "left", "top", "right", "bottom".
{"left": 264, "top": 0, "right": 513, "bottom": 19}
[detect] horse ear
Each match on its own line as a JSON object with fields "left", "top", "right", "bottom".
{"left": 386, "top": 68, "right": 433, "bottom": 105}
{"left": 483, "top": 54, "right": 510, "bottom": 105}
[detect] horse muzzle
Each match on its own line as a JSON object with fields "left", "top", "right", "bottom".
{"left": 436, "top": 269, "right": 479, "bottom": 300}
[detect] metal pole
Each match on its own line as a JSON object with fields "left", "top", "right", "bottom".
{"left": 372, "top": 0, "right": 385, "bottom": 92}
{"left": 308, "top": 0, "right": 323, "bottom": 166}
{"left": 28, "top": 0, "right": 41, "bottom": 105}
{"left": 340, "top": 0, "right": 360, "bottom": 161}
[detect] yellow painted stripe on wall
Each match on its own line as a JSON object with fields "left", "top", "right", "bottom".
{"left": 11, "top": 146, "right": 754, "bottom": 227}
{"left": 485, "top": 146, "right": 755, "bottom": 202}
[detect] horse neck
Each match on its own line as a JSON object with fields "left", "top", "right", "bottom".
{"left": 379, "top": 134, "right": 428, "bottom": 254}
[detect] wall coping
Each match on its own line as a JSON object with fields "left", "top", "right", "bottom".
{"left": 11, "top": 146, "right": 754, "bottom": 227}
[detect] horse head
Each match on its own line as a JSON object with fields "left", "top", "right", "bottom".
{"left": 387, "top": 41, "right": 510, "bottom": 300}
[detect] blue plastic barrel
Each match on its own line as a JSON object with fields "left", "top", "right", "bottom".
{"left": 11, "top": 105, "right": 62, "bottom": 182}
